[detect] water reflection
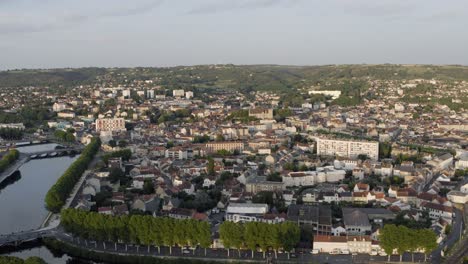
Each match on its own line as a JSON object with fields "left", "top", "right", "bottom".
{"left": 0, "top": 171, "right": 21, "bottom": 192}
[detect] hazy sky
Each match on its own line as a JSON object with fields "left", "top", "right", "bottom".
{"left": 1, "top": 0, "right": 468, "bottom": 69}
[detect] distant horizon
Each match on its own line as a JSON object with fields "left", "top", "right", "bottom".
{"left": 3, "top": 63, "right": 468, "bottom": 72}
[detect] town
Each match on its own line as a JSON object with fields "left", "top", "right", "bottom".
{"left": 0, "top": 65, "right": 467, "bottom": 264}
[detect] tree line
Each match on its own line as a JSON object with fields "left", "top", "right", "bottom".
{"left": 219, "top": 221, "right": 300, "bottom": 259}
{"left": 379, "top": 224, "right": 437, "bottom": 262}
{"left": 61, "top": 208, "right": 212, "bottom": 255}
{"left": 0, "top": 256, "right": 46, "bottom": 264}
{"left": 0, "top": 127, "right": 23, "bottom": 140}
{"left": 45, "top": 137, "right": 101, "bottom": 212}
{"left": 0, "top": 149, "right": 20, "bottom": 173}
{"left": 54, "top": 129, "right": 75, "bottom": 142}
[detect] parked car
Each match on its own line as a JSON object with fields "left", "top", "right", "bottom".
{"left": 182, "top": 250, "right": 191, "bottom": 254}
{"left": 340, "top": 250, "right": 350, "bottom": 255}
{"left": 330, "top": 249, "right": 341, "bottom": 255}
{"left": 378, "top": 251, "right": 387, "bottom": 256}
{"left": 370, "top": 250, "right": 378, "bottom": 256}
{"left": 311, "top": 249, "right": 320, "bottom": 254}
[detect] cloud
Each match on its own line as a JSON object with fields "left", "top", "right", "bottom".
{"left": 0, "top": 0, "right": 164, "bottom": 35}
{"left": 187, "top": 0, "right": 300, "bottom": 15}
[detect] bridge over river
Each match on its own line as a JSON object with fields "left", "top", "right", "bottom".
{"left": 0, "top": 225, "right": 57, "bottom": 247}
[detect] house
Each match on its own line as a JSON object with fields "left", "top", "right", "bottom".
{"left": 162, "top": 197, "right": 181, "bottom": 211}
{"left": 331, "top": 225, "right": 346, "bottom": 236}
{"left": 347, "top": 236, "right": 372, "bottom": 254}
{"left": 342, "top": 208, "right": 372, "bottom": 235}
{"left": 168, "top": 208, "right": 195, "bottom": 219}
{"left": 98, "top": 207, "right": 113, "bottom": 215}
{"left": 353, "top": 183, "right": 370, "bottom": 192}
{"left": 313, "top": 235, "right": 347, "bottom": 253}
{"left": 447, "top": 191, "right": 468, "bottom": 204}
{"left": 420, "top": 201, "right": 453, "bottom": 222}
{"left": 113, "top": 204, "right": 129, "bottom": 215}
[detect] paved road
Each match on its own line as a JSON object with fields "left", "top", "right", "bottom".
{"left": 47, "top": 229, "right": 431, "bottom": 264}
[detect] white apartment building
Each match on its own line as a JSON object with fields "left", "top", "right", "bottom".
{"left": 165, "top": 147, "right": 190, "bottom": 160}
{"left": 95, "top": 118, "right": 126, "bottom": 132}
{"left": 173, "top": 89, "right": 185, "bottom": 97}
{"left": 185, "top": 91, "right": 194, "bottom": 99}
{"left": 315, "top": 137, "right": 379, "bottom": 160}
{"left": 205, "top": 141, "right": 244, "bottom": 153}
{"left": 282, "top": 167, "right": 346, "bottom": 187}
{"left": 0, "top": 123, "right": 25, "bottom": 130}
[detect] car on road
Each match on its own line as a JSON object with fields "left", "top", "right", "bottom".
{"left": 290, "top": 253, "right": 297, "bottom": 258}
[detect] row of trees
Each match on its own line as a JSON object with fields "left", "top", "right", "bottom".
{"left": 0, "top": 127, "right": 23, "bottom": 140}
{"left": 379, "top": 224, "right": 437, "bottom": 262}
{"left": 45, "top": 137, "right": 101, "bottom": 212}
{"left": 0, "top": 256, "right": 46, "bottom": 264}
{"left": 54, "top": 129, "right": 75, "bottom": 142}
{"left": 61, "top": 209, "right": 212, "bottom": 255}
{"left": 219, "top": 221, "right": 300, "bottom": 259}
{"left": 0, "top": 149, "right": 20, "bottom": 173}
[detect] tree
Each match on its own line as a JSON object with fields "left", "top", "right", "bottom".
{"left": 108, "top": 168, "right": 125, "bottom": 183}
{"left": 244, "top": 222, "right": 259, "bottom": 258}
{"left": 143, "top": 179, "right": 154, "bottom": 194}
{"left": 207, "top": 157, "right": 215, "bottom": 176}
{"left": 45, "top": 138, "right": 101, "bottom": 212}
{"left": 280, "top": 222, "right": 300, "bottom": 259}
{"left": 379, "top": 224, "right": 398, "bottom": 261}
{"left": 108, "top": 140, "right": 117, "bottom": 148}
{"left": 420, "top": 229, "right": 437, "bottom": 262}
{"left": 118, "top": 140, "right": 128, "bottom": 148}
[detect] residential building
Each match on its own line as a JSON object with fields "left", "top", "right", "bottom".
{"left": 315, "top": 137, "right": 379, "bottom": 160}
{"left": 96, "top": 118, "right": 126, "bottom": 132}
{"left": 248, "top": 108, "right": 273, "bottom": 120}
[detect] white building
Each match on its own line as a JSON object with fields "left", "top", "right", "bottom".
{"left": 455, "top": 154, "right": 468, "bottom": 169}
{"left": 53, "top": 102, "right": 67, "bottom": 112}
{"left": 308, "top": 90, "right": 342, "bottom": 100}
{"left": 185, "top": 91, "right": 194, "bottom": 99}
{"left": 146, "top": 90, "right": 155, "bottom": 99}
{"left": 282, "top": 167, "right": 345, "bottom": 187}
{"left": 95, "top": 118, "right": 126, "bottom": 132}
{"left": 315, "top": 137, "right": 379, "bottom": 160}
{"left": 123, "top": 89, "right": 131, "bottom": 98}
{"left": 447, "top": 191, "right": 468, "bottom": 204}
{"left": 225, "top": 203, "right": 269, "bottom": 223}
{"left": 173, "top": 89, "right": 185, "bottom": 97}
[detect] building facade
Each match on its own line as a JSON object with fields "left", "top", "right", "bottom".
{"left": 96, "top": 118, "right": 126, "bottom": 132}
{"left": 315, "top": 138, "right": 379, "bottom": 160}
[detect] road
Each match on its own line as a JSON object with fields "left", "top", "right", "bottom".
{"left": 41, "top": 228, "right": 430, "bottom": 264}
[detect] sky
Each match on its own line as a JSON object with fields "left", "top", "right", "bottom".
{"left": 1, "top": 0, "right": 468, "bottom": 69}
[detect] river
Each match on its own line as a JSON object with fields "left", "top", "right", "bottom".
{"left": 0, "top": 144, "right": 77, "bottom": 263}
